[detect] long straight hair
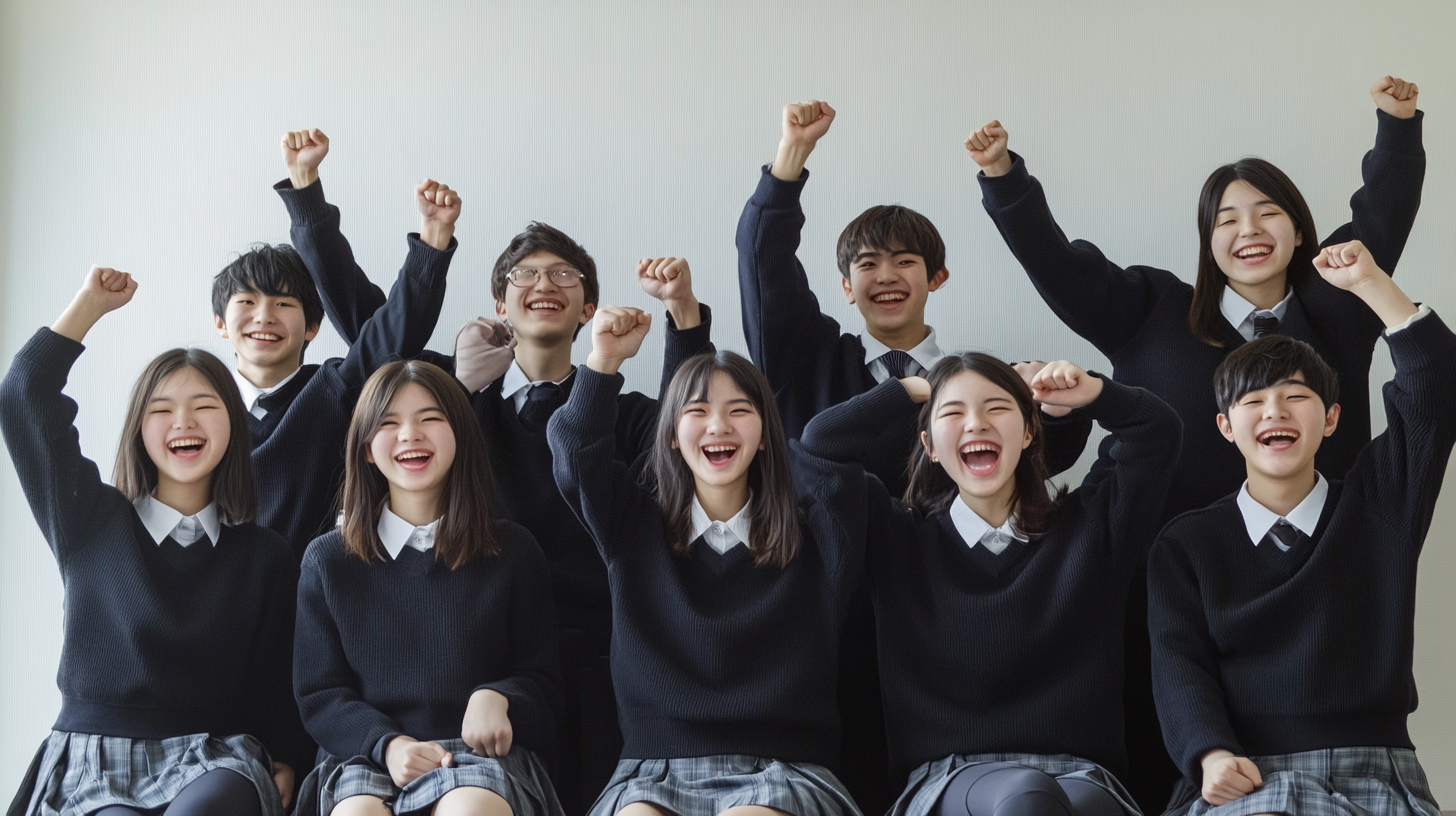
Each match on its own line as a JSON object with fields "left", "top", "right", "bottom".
{"left": 341, "top": 360, "right": 498, "bottom": 568}
{"left": 903, "top": 353, "right": 1065, "bottom": 537}
{"left": 650, "top": 351, "right": 800, "bottom": 568}
{"left": 113, "top": 348, "right": 256, "bottom": 525}
{"left": 1189, "top": 158, "right": 1318, "bottom": 347}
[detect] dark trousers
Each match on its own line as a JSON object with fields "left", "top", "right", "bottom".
{"left": 556, "top": 607, "right": 623, "bottom": 816}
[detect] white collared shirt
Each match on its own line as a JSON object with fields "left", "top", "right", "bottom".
{"left": 133, "top": 495, "right": 222, "bottom": 547}
{"left": 1237, "top": 473, "right": 1329, "bottom": 550}
{"left": 500, "top": 361, "right": 575, "bottom": 413}
{"left": 1220, "top": 286, "right": 1293, "bottom": 343}
{"left": 862, "top": 328, "right": 943, "bottom": 384}
{"left": 690, "top": 497, "right": 752, "bottom": 555}
{"left": 949, "top": 497, "right": 1026, "bottom": 555}
{"left": 377, "top": 506, "right": 440, "bottom": 560}
{"left": 232, "top": 367, "right": 303, "bottom": 420}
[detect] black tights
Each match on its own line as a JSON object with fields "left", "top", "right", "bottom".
{"left": 91, "top": 769, "right": 262, "bottom": 816}
{"left": 936, "top": 763, "right": 1126, "bottom": 816}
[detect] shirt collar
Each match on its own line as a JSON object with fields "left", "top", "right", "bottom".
{"left": 501, "top": 360, "right": 574, "bottom": 409}
{"left": 232, "top": 366, "right": 302, "bottom": 418}
{"left": 133, "top": 495, "right": 221, "bottom": 547}
{"left": 1237, "top": 472, "right": 1329, "bottom": 546}
{"left": 1220, "top": 285, "right": 1293, "bottom": 339}
{"left": 861, "top": 328, "right": 943, "bottom": 382}
{"left": 690, "top": 496, "right": 753, "bottom": 555}
{"left": 949, "top": 496, "right": 1025, "bottom": 554}
{"left": 377, "top": 505, "right": 440, "bottom": 560}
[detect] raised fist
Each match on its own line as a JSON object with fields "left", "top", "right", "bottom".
{"left": 454, "top": 318, "right": 515, "bottom": 393}
{"left": 280, "top": 128, "right": 329, "bottom": 188}
{"left": 1371, "top": 76, "right": 1419, "bottom": 120}
{"left": 781, "top": 100, "right": 836, "bottom": 148}
{"left": 1313, "top": 240, "right": 1385, "bottom": 291}
{"left": 965, "top": 120, "right": 1012, "bottom": 177}
{"left": 585, "top": 306, "right": 652, "bottom": 375}
{"left": 1013, "top": 360, "right": 1071, "bottom": 417}
{"left": 79, "top": 266, "right": 138, "bottom": 314}
{"left": 416, "top": 179, "right": 462, "bottom": 226}
{"left": 1030, "top": 360, "right": 1103, "bottom": 410}
{"left": 637, "top": 257, "right": 694, "bottom": 304}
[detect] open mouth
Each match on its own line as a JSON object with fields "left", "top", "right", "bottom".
{"left": 526, "top": 299, "right": 564, "bottom": 313}
{"left": 872, "top": 291, "right": 909, "bottom": 305}
{"left": 959, "top": 441, "right": 1001, "bottom": 477}
{"left": 168, "top": 437, "right": 206, "bottom": 459}
{"left": 1256, "top": 428, "right": 1300, "bottom": 451}
{"left": 701, "top": 443, "right": 739, "bottom": 467}
{"left": 245, "top": 331, "right": 282, "bottom": 344}
{"left": 395, "top": 449, "right": 433, "bottom": 471}
{"left": 1234, "top": 245, "right": 1273, "bottom": 264}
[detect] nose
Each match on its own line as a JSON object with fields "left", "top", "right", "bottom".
{"left": 704, "top": 408, "right": 732, "bottom": 434}
{"left": 1237, "top": 213, "right": 1262, "bottom": 237}
{"left": 398, "top": 418, "right": 425, "bottom": 441}
{"left": 1263, "top": 397, "right": 1290, "bottom": 420}
{"left": 173, "top": 405, "right": 198, "bottom": 429}
{"left": 964, "top": 409, "right": 991, "bottom": 433}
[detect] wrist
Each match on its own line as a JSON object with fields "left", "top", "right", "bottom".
{"left": 664, "top": 296, "right": 701, "bottom": 329}
{"left": 420, "top": 222, "right": 455, "bottom": 252}
{"left": 288, "top": 167, "right": 318, "bottom": 189}
{"left": 981, "top": 155, "right": 1014, "bottom": 177}
{"left": 771, "top": 142, "right": 814, "bottom": 181}
{"left": 1199, "top": 748, "right": 1234, "bottom": 770}
{"left": 585, "top": 352, "right": 623, "bottom": 376}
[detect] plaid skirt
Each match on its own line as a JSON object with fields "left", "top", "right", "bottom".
{"left": 10, "top": 731, "right": 281, "bottom": 816}
{"left": 296, "top": 740, "right": 561, "bottom": 816}
{"left": 1163, "top": 747, "right": 1440, "bottom": 816}
{"left": 588, "top": 755, "right": 861, "bottom": 816}
{"left": 890, "top": 753, "right": 1141, "bottom": 816}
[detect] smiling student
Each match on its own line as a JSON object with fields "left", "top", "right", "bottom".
{"left": 548, "top": 308, "right": 863, "bottom": 816}
{"left": 1, "top": 267, "right": 310, "bottom": 816}
{"left": 1149, "top": 241, "right": 1450, "bottom": 816}
{"left": 276, "top": 128, "right": 714, "bottom": 814}
{"left": 294, "top": 361, "right": 562, "bottom": 816}
{"left": 796, "top": 352, "right": 1180, "bottom": 816}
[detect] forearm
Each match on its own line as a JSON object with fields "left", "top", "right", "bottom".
{"left": 1351, "top": 274, "right": 1419, "bottom": 328}
{"left": 801, "top": 378, "right": 918, "bottom": 463}
{"left": 51, "top": 298, "right": 107, "bottom": 343}
{"left": 771, "top": 142, "right": 813, "bottom": 182}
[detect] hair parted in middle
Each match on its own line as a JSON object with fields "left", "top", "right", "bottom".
{"left": 835, "top": 204, "right": 947, "bottom": 281}
{"left": 650, "top": 350, "right": 801, "bottom": 569}
{"left": 113, "top": 348, "right": 256, "bottom": 525}
{"left": 341, "top": 360, "right": 499, "bottom": 568}
{"left": 1213, "top": 334, "right": 1340, "bottom": 416}
{"left": 903, "top": 352, "right": 1066, "bottom": 538}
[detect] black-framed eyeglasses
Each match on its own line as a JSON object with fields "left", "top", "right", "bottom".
{"left": 507, "top": 267, "right": 583, "bottom": 288}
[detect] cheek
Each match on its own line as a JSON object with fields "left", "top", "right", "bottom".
{"left": 434, "top": 428, "right": 458, "bottom": 470}
{"left": 141, "top": 418, "right": 169, "bottom": 456}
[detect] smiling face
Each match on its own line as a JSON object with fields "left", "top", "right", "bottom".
{"left": 672, "top": 370, "right": 765, "bottom": 494}
{"left": 141, "top": 367, "right": 232, "bottom": 496}
{"left": 1210, "top": 179, "right": 1304, "bottom": 295}
{"left": 841, "top": 245, "right": 948, "bottom": 344}
{"left": 366, "top": 383, "right": 458, "bottom": 504}
{"left": 922, "top": 369, "right": 1033, "bottom": 510}
{"left": 1218, "top": 372, "right": 1339, "bottom": 483}
{"left": 215, "top": 289, "right": 319, "bottom": 382}
{"left": 495, "top": 250, "right": 595, "bottom": 347}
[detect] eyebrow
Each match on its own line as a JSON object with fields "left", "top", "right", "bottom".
{"left": 149, "top": 393, "right": 219, "bottom": 403}
{"left": 1217, "top": 199, "right": 1280, "bottom": 213}
{"left": 852, "top": 248, "right": 916, "bottom": 264}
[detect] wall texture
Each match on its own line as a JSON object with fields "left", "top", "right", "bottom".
{"left": 2, "top": 0, "right": 1453, "bottom": 799}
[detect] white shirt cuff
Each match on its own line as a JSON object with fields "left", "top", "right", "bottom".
{"left": 1384, "top": 304, "right": 1431, "bottom": 335}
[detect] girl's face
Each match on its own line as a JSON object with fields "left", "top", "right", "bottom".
{"left": 366, "top": 383, "right": 457, "bottom": 497}
{"left": 922, "top": 370, "right": 1032, "bottom": 504}
{"left": 673, "top": 371, "right": 764, "bottom": 493}
{"left": 1210, "top": 179, "right": 1303, "bottom": 289}
{"left": 141, "top": 367, "right": 231, "bottom": 492}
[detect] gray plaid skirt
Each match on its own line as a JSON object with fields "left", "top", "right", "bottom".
{"left": 1163, "top": 747, "right": 1440, "bottom": 816}
{"left": 890, "top": 753, "right": 1140, "bottom": 816}
{"left": 13, "top": 730, "right": 282, "bottom": 816}
{"left": 588, "top": 755, "right": 861, "bottom": 816}
{"left": 296, "top": 740, "right": 561, "bottom": 816}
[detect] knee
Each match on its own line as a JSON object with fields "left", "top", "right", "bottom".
{"left": 938, "top": 763, "right": 1075, "bottom": 816}
{"left": 330, "top": 794, "right": 392, "bottom": 816}
{"left": 1054, "top": 779, "right": 1125, "bottom": 816}
{"left": 433, "top": 786, "right": 514, "bottom": 816}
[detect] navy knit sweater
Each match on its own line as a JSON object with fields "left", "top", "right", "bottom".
{"left": 736, "top": 166, "right": 1093, "bottom": 499}
{"left": 0, "top": 329, "right": 312, "bottom": 771}
{"left": 798, "top": 377, "right": 1181, "bottom": 777}
{"left": 547, "top": 367, "right": 863, "bottom": 767}
{"left": 1149, "top": 310, "right": 1456, "bottom": 784}
{"left": 978, "top": 110, "right": 1425, "bottom": 520}
{"left": 294, "top": 524, "right": 562, "bottom": 767}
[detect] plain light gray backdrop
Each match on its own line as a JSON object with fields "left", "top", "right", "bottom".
{"left": 1, "top": 0, "right": 1453, "bottom": 801}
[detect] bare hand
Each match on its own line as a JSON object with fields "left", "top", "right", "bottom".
{"left": 384, "top": 736, "right": 453, "bottom": 788}
{"left": 637, "top": 257, "right": 694, "bottom": 303}
{"left": 899, "top": 376, "right": 931, "bottom": 404}
{"left": 1030, "top": 361, "right": 1103, "bottom": 410}
{"left": 272, "top": 762, "right": 294, "bottom": 810}
{"left": 281, "top": 128, "right": 329, "bottom": 188}
{"left": 1199, "top": 749, "right": 1262, "bottom": 805}
{"left": 585, "top": 306, "right": 652, "bottom": 375}
{"left": 1013, "top": 360, "right": 1073, "bottom": 417}
{"left": 462, "top": 689, "right": 514, "bottom": 758}
{"left": 51, "top": 266, "right": 137, "bottom": 343}
{"left": 454, "top": 318, "right": 516, "bottom": 393}
{"left": 1312, "top": 240, "right": 1385, "bottom": 291}
{"left": 1371, "top": 76, "right": 1419, "bottom": 119}
{"left": 965, "top": 120, "right": 1012, "bottom": 176}
{"left": 782, "top": 100, "right": 836, "bottom": 148}
{"left": 416, "top": 179, "right": 462, "bottom": 251}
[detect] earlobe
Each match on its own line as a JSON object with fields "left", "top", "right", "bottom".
{"left": 495, "top": 300, "right": 508, "bottom": 319}
{"left": 1216, "top": 414, "right": 1236, "bottom": 443}
{"left": 1295, "top": 231, "right": 1304, "bottom": 246}
{"left": 304, "top": 323, "right": 321, "bottom": 342}
{"left": 1325, "top": 403, "right": 1341, "bottom": 436}
{"left": 920, "top": 431, "right": 937, "bottom": 462}
{"left": 1022, "top": 427, "right": 1032, "bottom": 450}
{"left": 214, "top": 315, "right": 228, "bottom": 338}
{"left": 929, "top": 268, "right": 950, "bottom": 292}
{"left": 841, "top": 276, "right": 855, "bottom": 304}
{"left": 580, "top": 303, "right": 597, "bottom": 325}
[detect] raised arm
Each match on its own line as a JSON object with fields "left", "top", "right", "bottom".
{"left": 971, "top": 121, "right": 1163, "bottom": 355}
{"left": 637, "top": 256, "right": 712, "bottom": 399}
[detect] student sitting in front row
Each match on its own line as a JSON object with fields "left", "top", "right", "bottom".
{"left": 1149, "top": 240, "right": 1451, "bottom": 815}
{"left": 293, "top": 361, "right": 563, "bottom": 816}
{"left": 1, "top": 267, "right": 310, "bottom": 816}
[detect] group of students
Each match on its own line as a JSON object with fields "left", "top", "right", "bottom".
{"left": 0, "top": 74, "right": 1444, "bottom": 816}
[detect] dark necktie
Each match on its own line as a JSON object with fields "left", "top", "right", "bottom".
{"left": 518, "top": 382, "right": 565, "bottom": 433}
{"left": 1252, "top": 312, "right": 1281, "bottom": 339}
{"left": 1264, "top": 519, "right": 1308, "bottom": 553}
{"left": 880, "top": 350, "right": 919, "bottom": 379}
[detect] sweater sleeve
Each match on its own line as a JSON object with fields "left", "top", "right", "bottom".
{"left": 658, "top": 303, "right": 715, "bottom": 401}
{"left": 0, "top": 328, "right": 129, "bottom": 566}
{"left": 547, "top": 367, "right": 658, "bottom": 560}
{"left": 1039, "top": 408, "right": 1095, "bottom": 478}
{"left": 614, "top": 303, "right": 717, "bottom": 476}
{"left": 276, "top": 178, "right": 387, "bottom": 345}
{"left": 978, "top": 154, "right": 1165, "bottom": 356}
{"left": 244, "top": 543, "right": 314, "bottom": 772}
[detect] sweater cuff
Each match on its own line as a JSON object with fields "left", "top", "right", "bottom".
{"left": 976, "top": 152, "right": 1034, "bottom": 209}
{"left": 1374, "top": 108, "right": 1424, "bottom": 155}
{"left": 403, "top": 232, "right": 459, "bottom": 283}
{"left": 22, "top": 327, "right": 86, "bottom": 371}
{"left": 750, "top": 164, "right": 809, "bottom": 208}
{"left": 1383, "top": 303, "right": 1430, "bottom": 335}
{"left": 666, "top": 302, "right": 712, "bottom": 339}
{"left": 572, "top": 366, "right": 627, "bottom": 406}
{"left": 1074, "top": 374, "right": 1142, "bottom": 425}
{"left": 1383, "top": 308, "right": 1454, "bottom": 369}
{"left": 370, "top": 732, "right": 401, "bottom": 768}
{"left": 273, "top": 177, "right": 333, "bottom": 226}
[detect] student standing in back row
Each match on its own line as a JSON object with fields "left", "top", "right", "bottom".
{"left": 276, "top": 128, "right": 714, "bottom": 816}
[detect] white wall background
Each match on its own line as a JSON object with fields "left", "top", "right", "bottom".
{"left": 1, "top": 0, "right": 1453, "bottom": 801}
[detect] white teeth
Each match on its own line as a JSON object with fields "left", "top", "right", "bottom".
{"left": 168, "top": 438, "right": 204, "bottom": 449}
{"left": 248, "top": 333, "right": 281, "bottom": 341}
{"left": 396, "top": 451, "right": 430, "bottom": 460}
{"left": 528, "top": 301, "right": 562, "bottom": 311}
{"left": 703, "top": 445, "right": 738, "bottom": 453}
{"left": 959, "top": 442, "right": 998, "bottom": 454}
{"left": 873, "top": 292, "right": 907, "bottom": 302}
{"left": 1236, "top": 246, "right": 1272, "bottom": 258}
{"left": 1258, "top": 430, "right": 1297, "bottom": 443}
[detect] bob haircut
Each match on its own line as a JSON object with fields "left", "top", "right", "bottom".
{"left": 1189, "top": 159, "right": 1318, "bottom": 347}
{"left": 835, "top": 205, "right": 947, "bottom": 281}
{"left": 650, "top": 350, "right": 801, "bottom": 569}
{"left": 1213, "top": 334, "right": 1340, "bottom": 416}
{"left": 113, "top": 348, "right": 256, "bottom": 526}
{"left": 211, "top": 244, "right": 326, "bottom": 360}
{"left": 490, "top": 221, "right": 600, "bottom": 314}
{"left": 903, "top": 352, "right": 1065, "bottom": 537}
{"left": 341, "top": 360, "right": 499, "bottom": 568}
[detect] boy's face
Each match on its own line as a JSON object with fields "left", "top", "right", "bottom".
{"left": 1217, "top": 371, "right": 1340, "bottom": 482}
{"left": 214, "top": 289, "right": 319, "bottom": 373}
{"left": 495, "top": 251, "right": 595, "bottom": 347}
{"left": 841, "top": 244, "right": 949, "bottom": 340}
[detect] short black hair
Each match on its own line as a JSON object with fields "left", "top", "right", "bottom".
{"left": 835, "top": 205, "right": 946, "bottom": 280}
{"left": 211, "top": 244, "right": 325, "bottom": 360}
{"left": 1213, "top": 334, "right": 1339, "bottom": 415}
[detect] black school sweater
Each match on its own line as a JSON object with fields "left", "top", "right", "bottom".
{"left": 735, "top": 166, "right": 1093, "bottom": 499}
{"left": 547, "top": 367, "right": 863, "bottom": 767}
{"left": 978, "top": 110, "right": 1425, "bottom": 521}
{"left": 1149, "top": 310, "right": 1456, "bottom": 784}
{"left": 281, "top": 178, "right": 713, "bottom": 614}
{"left": 294, "top": 524, "right": 562, "bottom": 767}
{"left": 798, "top": 377, "right": 1181, "bottom": 777}
{"left": 0, "top": 329, "right": 312, "bottom": 771}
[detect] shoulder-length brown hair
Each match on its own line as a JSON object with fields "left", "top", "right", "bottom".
{"left": 650, "top": 351, "right": 800, "bottom": 569}
{"left": 903, "top": 353, "right": 1066, "bottom": 537}
{"left": 341, "top": 360, "right": 498, "bottom": 568}
{"left": 113, "top": 348, "right": 256, "bottom": 525}
{"left": 1189, "top": 158, "right": 1318, "bottom": 347}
